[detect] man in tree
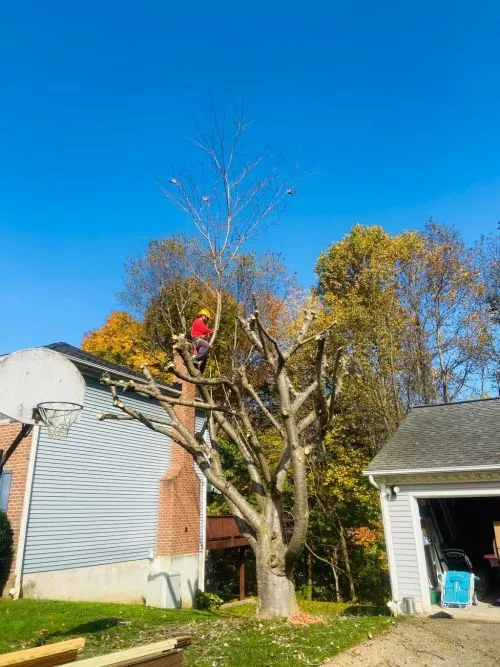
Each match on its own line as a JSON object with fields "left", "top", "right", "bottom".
{"left": 191, "top": 307, "right": 213, "bottom": 372}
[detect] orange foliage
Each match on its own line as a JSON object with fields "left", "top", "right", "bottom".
{"left": 348, "top": 526, "right": 383, "bottom": 548}
{"left": 82, "top": 311, "right": 168, "bottom": 377}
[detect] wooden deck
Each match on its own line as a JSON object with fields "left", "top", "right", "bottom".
{"left": 206, "top": 515, "right": 249, "bottom": 551}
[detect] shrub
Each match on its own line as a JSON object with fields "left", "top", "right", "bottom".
{"left": 0, "top": 511, "right": 13, "bottom": 562}
{"left": 0, "top": 510, "right": 13, "bottom": 590}
{"left": 195, "top": 590, "right": 224, "bottom": 611}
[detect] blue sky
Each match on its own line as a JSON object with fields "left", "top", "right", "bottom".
{"left": 1, "top": 1, "right": 499, "bottom": 352}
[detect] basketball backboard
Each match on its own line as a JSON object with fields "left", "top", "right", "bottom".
{"left": 0, "top": 347, "right": 86, "bottom": 426}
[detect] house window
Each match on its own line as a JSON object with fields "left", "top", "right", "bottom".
{"left": 0, "top": 471, "right": 12, "bottom": 513}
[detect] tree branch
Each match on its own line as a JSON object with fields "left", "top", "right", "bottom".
{"left": 237, "top": 366, "right": 285, "bottom": 437}
{"left": 284, "top": 317, "right": 336, "bottom": 361}
{"left": 173, "top": 338, "right": 271, "bottom": 498}
{"left": 103, "top": 371, "right": 262, "bottom": 530}
{"left": 291, "top": 380, "right": 318, "bottom": 413}
{"left": 100, "top": 374, "right": 236, "bottom": 415}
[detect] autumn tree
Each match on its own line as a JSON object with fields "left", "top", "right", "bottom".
{"left": 316, "top": 224, "right": 423, "bottom": 427}
{"left": 296, "top": 225, "right": 419, "bottom": 601}
{"left": 97, "top": 110, "right": 341, "bottom": 618}
{"left": 120, "top": 235, "right": 210, "bottom": 351}
{"left": 398, "top": 221, "right": 497, "bottom": 403}
{"left": 85, "top": 234, "right": 295, "bottom": 389}
{"left": 120, "top": 234, "right": 296, "bottom": 380}
{"left": 477, "top": 230, "right": 499, "bottom": 394}
{"left": 300, "top": 355, "right": 396, "bottom": 603}
{"left": 157, "top": 109, "right": 297, "bottom": 344}
{"left": 82, "top": 311, "right": 168, "bottom": 376}
{"left": 316, "top": 222, "right": 497, "bottom": 409}
{"left": 303, "top": 222, "right": 498, "bottom": 604}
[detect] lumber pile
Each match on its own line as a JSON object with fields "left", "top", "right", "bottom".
{"left": 0, "top": 635, "right": 190, "bottom": 667}
{"left": 0, "top": 638, "right": 85, "bottom": 667}
{"left": 61, "top": 637, "right": 191, "bottom": 667}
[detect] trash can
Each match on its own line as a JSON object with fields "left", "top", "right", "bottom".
{"left": 402, "top": 596, "right": 416, "bottom": 615}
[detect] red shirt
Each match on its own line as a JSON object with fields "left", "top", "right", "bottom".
{"left": 191, "top": 317, "right": 213, "bottom": 339}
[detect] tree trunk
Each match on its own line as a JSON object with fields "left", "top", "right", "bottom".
{"left": 254, "top": 525, "right": 298, "bottom": 618}
{"left": 338, "top": 519, "right": 357, "bottom": 602}
{"left": 435, "top": 320, "right": 449, "bottom": 403}
{"left": 255, "top": 555, "right": 297, "bottom": 617}
{"left": 307, "top": 550, "right": 313, "bottom": 601}
{"left": 330, "top": 551, "right": 341, "bottom": 603}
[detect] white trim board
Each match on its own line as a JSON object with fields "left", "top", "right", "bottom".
{"left": 409, "top": 487, "right": 500, "bottom": 499}
{"left": 379, "top": 485, "right": 399, "bottom": 603}
{"left": 365, "top": 465, "right": 500, "bottom": 476}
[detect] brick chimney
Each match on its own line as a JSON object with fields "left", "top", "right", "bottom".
{"left": 155, "top": 354, "right": 201, "bottom": 560}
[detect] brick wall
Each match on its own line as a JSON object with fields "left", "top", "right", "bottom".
{"left": 156, "top": 359, "right": 201, "bottom": 556}
{"left": 0, "top": 423, "right": 34, "bottom": 595}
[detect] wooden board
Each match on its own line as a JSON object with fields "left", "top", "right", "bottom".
{"left": 0, "top": 638, "right": 85, "bottom": 667}
{"left": 111, "top": 652, "right": 184, "bottom": 667}
{"left": 60, "top": 638, "right": 190, "bottom": 667}
{"left": 494, "top": 521, "right": 500, "bottom": 557}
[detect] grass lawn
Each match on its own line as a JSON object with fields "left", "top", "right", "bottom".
{"left": 0, "top": 598, "right": 397, "bottom": 666}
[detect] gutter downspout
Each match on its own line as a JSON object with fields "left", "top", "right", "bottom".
{"left": 12, "top": 425, "right": 40, "bottom": 598}
{"left": 368, "top": 474, "right": 379, "bottom": 489}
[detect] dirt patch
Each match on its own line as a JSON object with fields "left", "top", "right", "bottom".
{"left": 325, "top": 618, "right": 500, "bottom": 666}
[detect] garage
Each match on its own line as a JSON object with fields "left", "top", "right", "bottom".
{"left": 365, "top": 397, "right": 500, "bottom": 616}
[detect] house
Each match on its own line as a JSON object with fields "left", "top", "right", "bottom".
{"left": 365, "top": 397, "right": 500, "bottom": 615}
{"left": 0, "top": 343, "right": 207, "bottom": 606}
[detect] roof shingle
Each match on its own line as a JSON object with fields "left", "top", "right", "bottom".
{"left": 366, "top": 397, "right": 500, "bottom": 473}
{"left": 45, "top": 342, "right": 179, "bottom": 394}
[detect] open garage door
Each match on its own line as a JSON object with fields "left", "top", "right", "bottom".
{"left": 418, "top": 496, "right": 500, "bottom": 611}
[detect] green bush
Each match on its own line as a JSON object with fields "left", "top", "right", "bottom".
{"left": 0, "top": 511, "right": 13, "bottom": 562}
{"left": 195, "top": 590, "right": 224, "bottom": 611}
{"left": 0, "top": 510, "right": 13, "bottom": 591}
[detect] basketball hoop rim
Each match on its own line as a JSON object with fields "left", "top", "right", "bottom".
{"left": 34, "top": 401, "right": 83, "bottom": 421}
{"left": 34, "top": 401, "right": 84, "bottom": 439}
{"left": 36, "top": 401, "right": 83, "bottom": 411}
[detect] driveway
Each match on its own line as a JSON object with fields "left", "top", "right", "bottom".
{"left": 326, "top": 618, "right": 500, "bottom": 666}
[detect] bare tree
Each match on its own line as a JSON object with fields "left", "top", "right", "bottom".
{"left": 158, "top": 108, "right": 296, "bottom": 344}
{"left": 99, "top": 302, "right": 346, "bottom": 617}
{"left": 98, "top": 110, "right": 343, "bottom": 617}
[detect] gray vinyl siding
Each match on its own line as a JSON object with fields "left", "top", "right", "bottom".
{"left": 387, "top": 479, "right": 500, "bottom": 606}
{"left": 386, "top": 490, "right": 422, "bottom": 602}
{"left": 24, "top": 377, "right": 171, "bottom": 573}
